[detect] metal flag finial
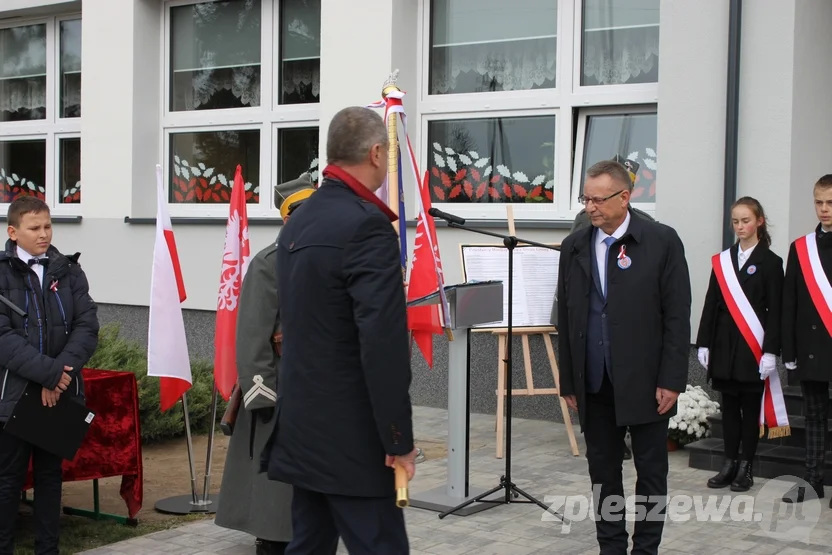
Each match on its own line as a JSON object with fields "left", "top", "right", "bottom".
{"left": 382, "top": 69, "right": 401, "bottom": 97}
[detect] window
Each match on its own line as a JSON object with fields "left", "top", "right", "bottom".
{"left": 420, "top": 0, "right": 659, "bottom": 221}
{"left": 573, "top": 108, "right": 657, "bottom": 208}
{"left": 429, "top": 0, "right": 557, "bottom": 95}
{"left": 163, "top": 0, "right": 320, "bottom": 217}
{"left": 580, "top": 0, "right": 659, "bottom": 86}
{"left": 427, "top": 115, "right": 555, "bottom": 203}
{"left": 0, "top": 16, "right": 82, "bottom": 210}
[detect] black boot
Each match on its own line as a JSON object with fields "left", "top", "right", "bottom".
{"left": 707, "top": 458, "right": 738, "bottom": 488}
{"left": 256, "top": 539, "right": 288, "bottom": 555}
{"left": 781, "top": 481, "right": 824, "bottom": 503}
{"left": 730, "top": 461, "right": 754, "bottom": 492}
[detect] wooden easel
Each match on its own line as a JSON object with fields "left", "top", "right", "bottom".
{"left": 491, "top": 326, "right": 579, "bottom": 458}
{"left": 482, "top": 206, "right": 579, "bottom": 459}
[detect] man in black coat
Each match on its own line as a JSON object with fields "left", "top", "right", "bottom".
{"left": 0, "top": 196, "right": 99, "bottom": 554}
{"left": 263, "top": 106, "right": 417, "bottom": 555}
{"left": 781, "top": 174, "right": 832, "bottom": 505}
{"left": 558, "top": 160, "right": 691, "bottom": 555}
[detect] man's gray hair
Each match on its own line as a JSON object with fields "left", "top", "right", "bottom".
{"left": 326, "top": 106, "right": 388, "bottom": 165}
{"left": 586, "top": 159, "right": 633, "bottom": 191}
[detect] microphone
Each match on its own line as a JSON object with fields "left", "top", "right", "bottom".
{"left": 428, "top": 207, "right": 466, "bottom": 226}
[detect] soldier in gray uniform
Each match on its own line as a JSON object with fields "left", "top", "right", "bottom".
{"left": 551, "top": 157, "right": 654, "bottom": 461}
{"left": 215, "top": 174, "right": 316, "bottom": 555}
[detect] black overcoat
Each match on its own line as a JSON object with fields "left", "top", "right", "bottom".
{"left": 781, "top": 224, "right": 832, "bottom": 382}
{"left": 0, "top": 240, "right": 99, "bottom": 422}
{"left": 695, "top": 243, "right": 783, "bottom": 384}
{"left": 557, "top": 211, "right": 691, "bottom": 430}
{"left": 261, "top": 177, "right": 414, "bottom": 498}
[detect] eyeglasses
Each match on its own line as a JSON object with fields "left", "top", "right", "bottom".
{"left": 578, "top": 189, "right": 625, "bottom": 206}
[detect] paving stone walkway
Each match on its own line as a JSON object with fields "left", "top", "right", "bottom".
{"left": 80, "top": 406, "right": 832, "bottom": 554}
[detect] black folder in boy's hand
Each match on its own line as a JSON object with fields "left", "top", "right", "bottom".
{"left": 3, "top": 382, "right": 96, "bottom": 461}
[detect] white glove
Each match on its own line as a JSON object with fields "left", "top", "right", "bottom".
{"left": 697, "top": 347, "right": 709, "bottom": 368}
{"left": 785, "top": 361, "right": 797, "bottom": 370}
{"left": 759, "top": 353, "right": 777, "bottom": 379}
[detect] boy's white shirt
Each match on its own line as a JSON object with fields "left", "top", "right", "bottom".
{"left": 16, "top": 245, "right": 45, "bottom": 286}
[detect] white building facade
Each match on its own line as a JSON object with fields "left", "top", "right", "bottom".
{"left": 1, "top": 0, "right": 831, "bottom": 419}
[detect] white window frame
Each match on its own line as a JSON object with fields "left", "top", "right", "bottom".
{"left": 417, "top": 0, "right": 659, "bottom": 222}
{"left": 54, "top": 132, "right": 81, "bottom": 206}
{"left": 160, "top": 0, "right": 320, "bottom": 219}
{"left": 570, "top": 105, "right": 658, "bottom": 213}
{"left": 0, "top": 13, "right": 82, "bottom": 215}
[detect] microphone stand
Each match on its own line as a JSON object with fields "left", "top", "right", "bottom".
{"left": 434, "top": 214, "right": 565, "bottom": 524}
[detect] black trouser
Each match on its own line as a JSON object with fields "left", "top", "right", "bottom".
{"left": 285, "top": 486, "right": 408, "bottom": 555}
{"left": 720, "top": 390, "right": 763, "bottom": 462}
{"left": 584, "top": 374, "right": 668, "bottom": 555}
{"left": 0, "top": 428, "right": 63, "bottom": 555}
{"left": 801, "top": 380, "right": 831, "bottom": 485}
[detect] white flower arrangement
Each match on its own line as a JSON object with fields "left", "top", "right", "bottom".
{"left": 668, "top": 385, "right": 720, "bottom": 446}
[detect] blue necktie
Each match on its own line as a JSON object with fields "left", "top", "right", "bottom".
{"left": 602, "top": 236, "right": 616, "bottom": 297}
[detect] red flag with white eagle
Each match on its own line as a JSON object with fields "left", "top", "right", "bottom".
{"left": 147, "top": 164, "right": 191, "bottom": 412}
{"left": 213, "top": 165, "right": 251, "bottom": 401}
{"left": 406, "top": 170, "right": 448, "bottom": 368}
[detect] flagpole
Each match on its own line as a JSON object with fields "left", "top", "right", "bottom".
{"left": 383, "top": 72, "right": 401, "bottom": 235}
{"left": 201, "top": 386, "right": 220, "bottom": 504}
{"left": 181, "top": 393, "right": 199, "bottom": 505}
{"left": 155, "top": 392, "right": 217, "bottom": 514}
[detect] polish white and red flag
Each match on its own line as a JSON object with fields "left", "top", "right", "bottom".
{"left": 213, "top": 165, "right": 251, "bottom": 401}
{"left": 148, "top": 164, "right": 192, "bottom": 412}
{"left": 407, "top": 170, "right": 449, "bottom": 368}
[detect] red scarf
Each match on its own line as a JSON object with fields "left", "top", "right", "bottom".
{"left": 321, "top": 165, "right": 398, "bottom": 223}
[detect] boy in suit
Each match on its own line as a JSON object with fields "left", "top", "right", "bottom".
{"left": 0, "top": 196, "right": 99, "bottom": 555}
{"left": 782, "top": 174, "right": 832, "bottom": 504}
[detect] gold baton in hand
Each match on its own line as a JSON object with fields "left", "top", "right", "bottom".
{"left": 394, "top": 465, "right": 409, "bottom": 507}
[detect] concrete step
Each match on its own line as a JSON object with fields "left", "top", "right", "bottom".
{"left": 686, "top": 437, "right": 832, "bottom": 484}
{"left": 707, "top": 412, "right": 832, "bottom": 450}
{"left": 782, "top": 385, "right": 832, "bottom": 416}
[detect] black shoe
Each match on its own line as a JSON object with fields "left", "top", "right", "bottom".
{"left": 781, "top": 481, "right": 824, "bottom": 503}
{"left": 623, "top": 440, "right": 632, "bottom": 460}
{"left": 730, "top": 461, "right": 754, "bottom": 492}
{"left": 256, "top": 539, "right": 288, "bottom": 555}
{"left": 707, "top": 459, "right": 738, "bottom": 488}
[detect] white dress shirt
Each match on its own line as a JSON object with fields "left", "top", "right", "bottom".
{"left": 737, "top": 243, "right": 756, "bottom": 270}
{"left": 16, "top": 245, "right": 46, "bottom": 286}
{"left": 595, "top": 211, "right": 631, "bottom": 295}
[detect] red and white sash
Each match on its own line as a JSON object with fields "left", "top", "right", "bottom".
{"left": 711, "top": 249, "right": 790, "bottom": 439}
{"left": 794, "top": 232, "right": 832, "bottom": 335}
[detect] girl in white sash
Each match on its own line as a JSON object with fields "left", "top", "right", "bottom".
{"left": 695, "top": 197, "right": 784, "bottom": 492}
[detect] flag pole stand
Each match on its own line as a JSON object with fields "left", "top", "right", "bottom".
{"left": 200, "top": 385, "right": 221, "bottom": 505}
{"left": 154, "top": 393, "right": 219, "bottom": 515}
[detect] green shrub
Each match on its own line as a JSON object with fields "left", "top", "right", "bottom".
{"left": 86, "top": 324, "right": 227, "bottom": 443}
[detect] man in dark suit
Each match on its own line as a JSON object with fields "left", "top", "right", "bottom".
{"left": 781, "top": 174, "right": 832, "bottom": 505}
{"left": 552, "top": 156, "right": 654, "bottom": 462}
{"left": 262, "top": 106, "right": 417, "bottom": 555}
{"left": 557, "top": 160, "right": 691, "bottom": 555}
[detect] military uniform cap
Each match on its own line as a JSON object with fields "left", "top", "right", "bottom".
{"left": 275, "top": 173, "right": 316, "bottom": 219}
{"left": 611, "top": 154, "right": 640, "bottom": 185}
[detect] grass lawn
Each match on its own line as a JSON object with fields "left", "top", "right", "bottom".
{"left": 13, "top": 511, "right": 211, "bottom": 555}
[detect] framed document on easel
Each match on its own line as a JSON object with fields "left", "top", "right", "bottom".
{"left": 459, "top": 243, "right": 560, "bottom": 329}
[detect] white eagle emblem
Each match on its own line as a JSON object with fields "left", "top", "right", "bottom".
{"left": 217, "top": 209, "right": 250, "bottom": 312}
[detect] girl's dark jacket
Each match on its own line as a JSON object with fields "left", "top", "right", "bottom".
{"left": 696, "top": 242, "right": 783, "bottom": 383}
{"left": 0, "top": 239, "right": 99, "bottom": 422}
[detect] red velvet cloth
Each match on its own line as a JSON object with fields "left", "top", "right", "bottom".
{"left": 22, "top": 368, "right": 143, "bottom": 519}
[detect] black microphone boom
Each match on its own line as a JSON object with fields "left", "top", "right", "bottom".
{"left": 428, "top": 207, "right": 466, "bottom": 226}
